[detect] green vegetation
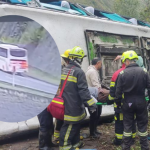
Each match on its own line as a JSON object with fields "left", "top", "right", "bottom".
{"left": 68, "top": 0, "right": 115, "bottom": 12}
{"left": 140, "top": 0, "right": 150, "bottom": 23}
{"left": 20, "top": 26, "right": 46, "bottom": 44}
{"left": 68, "top": 0, "right": 150, "bottom": 23}
{"left": 122, "top": 38, "right": 134, "bottom": 45}
{"left": 114, "top": 0, "right": 140, "bottom": 19}
{"left": 100, "top": 35, "right": 118, "bottom": 43}
{"left": 25, "top": 66, "right": 60, "bottom": 85}
{"left": 0, "top": 26, "right": 46, "bottom": 44}
{"left": 89, "top": 42, "right": 95, "bottom": 61}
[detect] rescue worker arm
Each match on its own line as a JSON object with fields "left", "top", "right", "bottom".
{"left": 107, "top": 91, "right": 114, "bottom": 105}
{"left": 115, "top": 73, "right": 124, "bottom": 100}
{"left": 77, "top": 71, "right": 97, "bottom": 110}
{"left": 107, "top": 75, "right": 116, "bottom": 105}
{"left": 114, "top": 55, "right": 122, "bottom": 61}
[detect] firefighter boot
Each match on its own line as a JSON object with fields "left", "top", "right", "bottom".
{"left": 89, "top": 122, "right": 100, "bottom": 139}
{"left": 39, "top": 131, "right": 57, "bottom": 150}
{"left": 113, "top": 137, "right": 122, "bottom": 146}
{"left": 49, "top": 132, "right": 58, "bottom": 147}
{"left": 71, "top": 141, "right": 85, "bottom": 150}
{"left": 94, "top": 119, "right": 102, "bottom": 135}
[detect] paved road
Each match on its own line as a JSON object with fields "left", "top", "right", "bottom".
{"left": 0, "top": 70, "right": 58, "bottom": 94}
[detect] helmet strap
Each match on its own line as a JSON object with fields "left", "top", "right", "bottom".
{"left": 74, "top": 58, "right": 83, "bottom": 65}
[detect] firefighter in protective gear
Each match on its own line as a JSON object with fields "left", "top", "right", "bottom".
{"left": 107, "top": 61, "right": 136, "bottom": 146}
{"left": 61, "top": 49, "right": 71, "bottom": 67}
{"left": 116, "top": 50, "right": 150, "bottom": 150}
{"left": 54, "top": 49, "right": 86, "bottom": 143}
{"left": 38, "top": 51, "right": 70, "bottom": 150}
{"left": 59, "top": 46, "right": 97, "bottom": 150}
{"left": 54, "top": 49, "right": 71, "bottom": 144}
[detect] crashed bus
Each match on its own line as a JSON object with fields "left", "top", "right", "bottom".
{"left": 0, "top": 0, "right": 150, "bottom": 140}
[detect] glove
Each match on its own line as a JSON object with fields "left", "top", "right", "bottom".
{"left": 88, "top": 102, "right": 97, "bottom": 112}
{"left": 106, "top": 100, "right": 114, "bottom": 105}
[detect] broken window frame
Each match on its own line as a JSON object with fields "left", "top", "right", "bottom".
{"left": 140, "top": 37, "right": 150, "bottom": 74}
{"left": 84, "top": 30, "right": 141, "bottom": 85}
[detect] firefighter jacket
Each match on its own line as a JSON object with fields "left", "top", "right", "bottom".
{"left": 61, "top": 60, "right": 97, "bottom": 124}
{"left": 107, "top": 64, "right": 126, "bottom": 112}
{"left": 116, "top": 63, "right": 150, "bottom": 100}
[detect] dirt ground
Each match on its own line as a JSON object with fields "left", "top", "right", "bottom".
{"left": 0, "top": 116, "right": 150, "bottom": 150}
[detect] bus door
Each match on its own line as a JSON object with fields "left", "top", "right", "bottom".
{"left": 140, "top": 37, "right": 150, "bottom": 75}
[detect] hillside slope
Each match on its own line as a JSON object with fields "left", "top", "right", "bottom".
{"left": 68, "top": 0, "right": 115, "bottom": 12}
{"left": 68, "top": 0, "right": 146, "bottom": 17}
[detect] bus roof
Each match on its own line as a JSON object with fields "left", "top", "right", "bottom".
{"left": 0, "top": 44, "right": 26, "bottom": 51}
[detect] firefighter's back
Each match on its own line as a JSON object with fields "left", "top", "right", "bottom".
{"left": 61, "top": 62, "right": 88, "bottom": 124}
{"left": 122, "top": 64, "right": 147, "bottom": 98}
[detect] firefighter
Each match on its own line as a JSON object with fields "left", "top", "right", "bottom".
{"left": 38, "top": 49, "right": 71, "bottom": 150}
{"left": 59, "top": 46, "right": 97, "bottom": 150}
{"left": 107, "top": 59, "right": 136, "bottom": 146}
{"left": 54, "top": 49, "right": 70, "bottom": 143}
{"left": 115, "top": 50, "right": 150, "bottom": 150}
{"left": 54, "top": 49, "right": 84, "bottom": 143}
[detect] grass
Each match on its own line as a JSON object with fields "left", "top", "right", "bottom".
{"left": 0, "top": 25, "right": 47, "bottom": 45}
{"left": 25, "top": 66, "right": 60, "bottom": 85}
{"left": 67, "top": 0, "right": 115, "bottom": 12}
{"left": 0, "top": 81, "right": 55, "bottom": 99}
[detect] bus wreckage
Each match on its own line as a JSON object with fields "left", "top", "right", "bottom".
{"left": 0, "top": 0, "right": 150, "bottom": 140}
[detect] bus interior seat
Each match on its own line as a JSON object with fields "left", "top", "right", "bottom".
{"left": 61, "top": 1, "right": 70, "bottom": 9}
{"left": 85, "top": 6, "right": 94, "bottom": 15}
{"left": 48, "top": 1, "right": 70, "bottom": 9}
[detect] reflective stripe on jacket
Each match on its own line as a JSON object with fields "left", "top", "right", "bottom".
{"left": 107, "top": 64, "right": 125, "bottom": 110}
{"left": 61, "top": 60, "right": 96, "bottom": 124}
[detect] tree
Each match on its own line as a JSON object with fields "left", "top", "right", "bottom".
{"left": 140, "top": 0, "right": 150, "bottom": 23}
{"left": 114, "top": 0, "right": 140, "bottom": 18}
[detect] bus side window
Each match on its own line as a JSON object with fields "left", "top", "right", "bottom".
{"left": 0, "top": 47, "right": 7, "bottom": 58}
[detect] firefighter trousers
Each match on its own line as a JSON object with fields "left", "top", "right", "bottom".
{"left": 54, "top": 119, "right": 64, "bottom": 140}
{"left": 114, "top": 112, "right": 136, "bottom": 141}
{"left": 38, "top": 108, "right": 54, "bottom": 133}
{"left": 122, "top": 98, "right": 149, "bottom": 150}
{"left": 59, "top": 123, "right": 81, "bottom": 150}
{"left": 88, "top": 105, "right": 102, "bottom": 135}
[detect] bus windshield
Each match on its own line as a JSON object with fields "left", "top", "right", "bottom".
{"left": 10, "top": 49, "right": 26, "bottom": 57}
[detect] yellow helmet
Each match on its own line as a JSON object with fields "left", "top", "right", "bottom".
{"left": 61, "top": 49, "right": 71, "bottom": 58}
{"left": 121, "top": 50, "right": 138, "bottom": 63}
{"left": 69, "top": 46, "right": 85, "bottom": 59}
